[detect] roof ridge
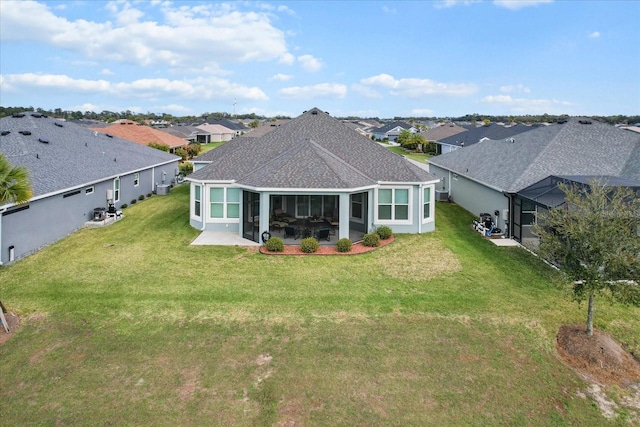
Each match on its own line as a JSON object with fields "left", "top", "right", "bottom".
{"left": 306, "top": 139, "right": 373, "bottom": 185}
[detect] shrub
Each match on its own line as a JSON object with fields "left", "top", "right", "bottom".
{"left": 130, "top": 199, "right": 137, "bottom": 205}
{"left": 179, "top": 162, "right": 194, "bottom": 176}
{"left": 121, "top": 203, "right": 128, "bottom": 209}
{"left": 300, "top": 237, "right": 319, "bottom": 253}
{"left": 138, "top": 194, "right": 145, "bottom": 201}
{"left": 265, "top": 237, "right": 284, "bottom": 252}
{"left": 146, "top": 193, "right": 152, "bottom": 198}
{"left": 336, "top": 238, "right": 352, "bottom": 253}
{"left": 376, "top": 225, "right": 392, "bottom": 240}
{"left": 362, "top": 233, "right": 380, "bottom": 247}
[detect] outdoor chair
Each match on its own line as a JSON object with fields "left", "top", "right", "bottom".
{"left": 284, "top": 225, "right": 300, "bottom": 240}
{"left": 314, "top": 227, "right": 331, "bottom": 241}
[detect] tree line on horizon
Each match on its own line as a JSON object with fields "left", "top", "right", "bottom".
{"left": 0, "top": 106, "right": 638, "bottom": 127}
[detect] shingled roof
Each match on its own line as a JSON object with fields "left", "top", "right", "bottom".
{"left": 0, "top": 113, "right": 179, "bottom": 200}
{"left": 438, "top": 123, "right": 539, "bottom": 148}
{"left": 190, "top": 108, "right": 437, "bottom": 189}
{"left": 429, "top": 118, "right": 640, "bottom": 193}
{"left": 92, "top": 121, "right": 187, "bottom": 150}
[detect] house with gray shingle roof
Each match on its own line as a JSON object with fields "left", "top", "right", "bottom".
{"left": 371, "top": 121, "right": 416, "bottom": 142}
{"left": 187, "top": 108, "right": 440, "bottom": 244}
{"left": 0, "top": 112, "right": 180, "bottom": 264}
{"left": 436, "top": 123, "right": 539, "bottom": 154}
{"left": 428, "top": 118, "right": 640, "bottom": 245}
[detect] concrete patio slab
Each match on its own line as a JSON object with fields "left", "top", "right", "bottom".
{"left": 191, "top": 231, "right": 260, "bottom": 246}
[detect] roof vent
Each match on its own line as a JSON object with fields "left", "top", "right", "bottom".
{"left": 1, "top": 131, "right": 10, "bottom": 136}
{"left": 311, "top": 110, "right": 318, "bottom": 115}
{"left": 54, "top": 122, "right": 64, "bottom": 127}
{"left": 19, "top": 130, "right": 32, "bottom": 135}
{"left": 106, "top": 133, "right": 113, "bottom": 138}
{"left": 31, "top": 113, "right": 42, "bottom": 118}
{"left": 579, "top": 119, "right": 592, "bottom": 125}
{"left": 12, "top": 113, "right": 25, "bottom": 118}
{"left": 39, "top": 138, "right": 49, "bottom": 144}
{"left": 557, "top": 119, "right": 567, "bottom": 124}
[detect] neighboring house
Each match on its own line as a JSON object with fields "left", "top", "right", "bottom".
{"left": 195, "top": 123, "right": 236, "bottom": 142}
{"left": 420, "top": 123, "right": 468, "bottom": 155}
{"left": 0, "top": 112, "right": 180, "bottom": 264}
{"left": 187, "top": 108, "right": 440, "bottom": 244}
{"left": 436, "top": 123, "right": 539, "bottom": 154}
{"left": 199, "top": 117, "right": 249, "bottom": 136}
{"left": 428, "top": 118, "right": 640, "bottom": 246}
{"left": 371, "top": 121, "right": 416, "bottom": 142}
{"left": 92, "top": 120, "right": 188, "bottom": 153}
{"left": 159, "top": 125, "right": 212, "bottom": 144}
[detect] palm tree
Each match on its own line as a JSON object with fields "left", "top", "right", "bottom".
{"left": 0, "top": 153, "right": 32, "bottom": 205}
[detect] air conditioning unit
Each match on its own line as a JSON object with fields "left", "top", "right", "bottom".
{"left": 435, "top": 190, "right": 449, "bottom": 202}
{"left": 156, "top": 184, "right": 171, "bottom": 196}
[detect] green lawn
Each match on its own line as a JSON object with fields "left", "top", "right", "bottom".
{"left": 385, "top": 145, "right": 431, "bottom": 163}
{"left": 1, "top": 185, "right": 638, "bottom": 426}
{"left": 199, "top": 141, "right": 226, "bottom": 154}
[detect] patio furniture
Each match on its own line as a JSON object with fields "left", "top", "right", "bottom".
{"left": 284, "top": 225, "right": 300, "bottom": 240}
{"left": 274, "top": 208, "right": 297, "bottom": 223}
{"left": 314, "top": 227, "right": 331, "bottom": 241}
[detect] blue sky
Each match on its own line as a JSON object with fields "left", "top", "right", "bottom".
{"left": 1, "top": 0, "right": 639, "bottom": 118}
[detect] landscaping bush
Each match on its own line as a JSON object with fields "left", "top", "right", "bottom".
{"left": 121, "top": 203, "right": 128, "bottom": 209}
{"left": 138, "top": 194, "right": 145, "bottom": 201}
{"left": 300, "top": 237, "right": 319, "bottom": 253}
{"left": 130, "top": 199, "right": 137, "bottom": 205}
{"left": 376, "top": 225, "right": 392, "bottom": 240}
{"left": 265, "top": 237, "right": 284, "bottom": 252}
{"left": 336, "top": 238, "right": 352, "bottom": 253}
{"left": 362, "top": 233, "right": 380, "bottom": 247}
{"left": 146, "top": 193, "right": 152, "bottom": 198}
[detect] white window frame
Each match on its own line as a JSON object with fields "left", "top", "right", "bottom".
{"left": 192, "top": 184, "right": 202, "bottom": 220}
{"left": 422, "top": 186, "right": 433, "bottom": 223}
{"left": 133, "top": 172, "right": 140, "bottom": 187}
{"left": 208, "top": 186, "right": 240, "bottom": 222}
{"left": 114, "top": 177, "right": 120, "bottom": 203}
{"left": 375, "top": 186, "right": 412, "bottom": 225}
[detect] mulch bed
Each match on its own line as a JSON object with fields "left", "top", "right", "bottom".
{"left": 260, "top": 235, "right": 395, "bottom": 255}
{"left": 556, "top": 324, "right": 640, "bottom": 387}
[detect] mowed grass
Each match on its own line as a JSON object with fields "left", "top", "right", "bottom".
{"left": 1, "top": 184, "right": 639, "bottom": 426}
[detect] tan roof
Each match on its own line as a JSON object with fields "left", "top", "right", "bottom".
{"left": 421, "top": 123, "right": 467, "bottom": 141}
{"left": 92, "top": 121, "right": 187, "bottom": 149}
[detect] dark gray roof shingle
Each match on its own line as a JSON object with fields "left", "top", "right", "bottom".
{"left": 190, "top": 108, "right": 437, "bottom": 189}
{"left": 0, "top": 113, "right": 180, "bottom": 199}
{"left": 429, "top": 118, "right": 640, "bottom": 193}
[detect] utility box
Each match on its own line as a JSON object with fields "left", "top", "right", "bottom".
{"left": 435, "top": 190, "right": 449, "bottom": 202}
{"left": 156, "top": 184, "right": 171, "bottom": 196}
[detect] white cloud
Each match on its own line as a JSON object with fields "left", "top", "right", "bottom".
{"left": 499, "top": 84, "right": 530, "bottom": 94}
{"left": 279, "top": 83, "right": 347, "bottom": 99}
{"left": 1, "top": 73, "right": 268, "bottom": 101}
{"left": 435, "top": 1, "right": 481, "bottom": 9}
{"left": 493, "top": 0, "right": 553, "bottom": 10}
{"left": 361, "top": 73, "right": 478, "bottom": 97}
{"left": 297, "top": 54, "right": 323, "bottom": 72}
{"left": 589, "top": 31, "right": 601, "bottom": 39}
{"left": 269, "top": 73, "right": 293, "bottom": 82}
{"left": 100, "top": 68, "right": 115, "bottom": 76}
{"left": 0, "top": 1, "right": 291, "bottom": 71}
{"left": 279, "top": 53, "right": 295, "bottom": 65}
{"left": 481, "top": 94, "right": 573, "bottom": 113}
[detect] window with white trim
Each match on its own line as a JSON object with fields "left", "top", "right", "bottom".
{"left": 377, "top": 188, "right": 409, "bottom": 221}
{"left": 193, "top": 185, "right": 202, "bottom": 218}
{"left": 423, "top": 187, "right": 431, "bottom": 220}
{"left": 114, "top": 178, "right": 120, "bottom": 202}
{"left": 209, "top": 187, "right": 240, "bottom": 219}
{"left": 133, "top": 172, "right": 139, "bottom": 187}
